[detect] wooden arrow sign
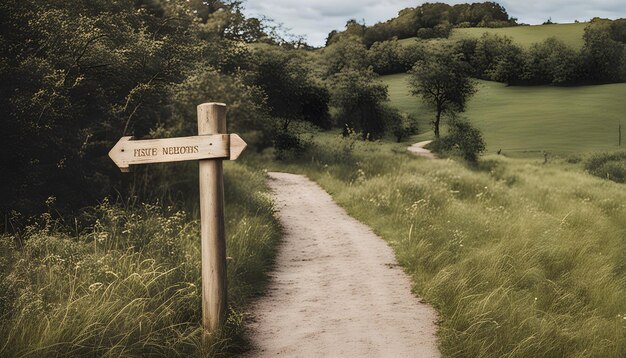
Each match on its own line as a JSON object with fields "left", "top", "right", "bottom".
{"left": 108, "top": 103, "right": 242, "bottom": 337}
{"left": 109, "top": 133, "right": 247, "bottom": 172}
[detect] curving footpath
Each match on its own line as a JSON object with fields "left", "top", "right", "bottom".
{"left": 244, "top": 172, "right": 440, "bottom": 358}
{"left": 407, "top": 140, "right": 437, "bottom": 159}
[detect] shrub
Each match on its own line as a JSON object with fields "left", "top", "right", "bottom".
{"left": 383, "top": 107, "right": 418, "bottom": 142}
{"left": 438, "top": 119, "right": 486, "bottom": 162}
{"left": 416, "top": 27, "right": 435, "bottom": 39}
{"left": 368, "top": 38, "right": 411, "bottom": 75}
{"left": 585, "top": 151, "right": 626, "bottom": 183}
{"left": 522, "top": 38, "right": 581, "bottom": 85}
{"left": 271, "top": 120, "right": 315, "bottom": 160}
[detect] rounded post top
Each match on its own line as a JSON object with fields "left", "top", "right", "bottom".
{"left": 198, "top": 102, "right": 226, "bottom": 109}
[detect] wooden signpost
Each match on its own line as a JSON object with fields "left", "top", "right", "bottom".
{"left": 109, "top": 102, "right": 246, "bottom": 335}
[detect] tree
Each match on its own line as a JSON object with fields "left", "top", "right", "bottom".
{"left": 439, "top": 118, "right": 485, "bottom": 162}
{"left": 522, "top": 38, "right": 580, "bottom": 85}
{"left": 321, "top": 35, "right": 369, "bottom": 77}
{"left": 368, "top": 38, "right": 407, "bottom": 75}
{"left": 581, "top": 22, "right": 625, "bottom": 83}
{"left": 408, "top": 50, "right": 477, "bottom": 138}
{"left": 329, "top": 68, "right": 389, "bottom": 139}
{"left": 471, "top": 33, "right": 523, "bottom": 83}
{"left": 248, "top": 46, "right": 330, "bottom": 129}
{"left": 0, "top": 0, "right": 270, "bottom": 215}
{"left": 0, "top": 0, "right": 212, "bottom": 214}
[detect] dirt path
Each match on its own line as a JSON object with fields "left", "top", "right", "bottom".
{"left": 244, "top": 172, "right": 440, "bottom": 357}
{"left": 408, "top": 140, "right": 436, "bottom": 159}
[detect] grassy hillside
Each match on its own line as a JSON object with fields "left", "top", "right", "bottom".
{"left": 399, "top": 23, "right": 586, "bottom": 49}
{"left": 256, "top": 134, "right": 626, "bottom": 358}
{"left": 380, "top": 73, "right": 626, "bottom": 156}
{"left": 452, "top": 23, "right": 586, "bottom": 49}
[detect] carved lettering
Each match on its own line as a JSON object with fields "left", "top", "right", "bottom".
{"left": 133, "top": 148, "right": 158, "bottom": 157}
{"left": 162, "top": 145, "right": 199, "bottom": 155}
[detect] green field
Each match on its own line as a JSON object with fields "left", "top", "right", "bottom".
{"left": 380, "top": 73, "right": 626, "bottom": 156}
{"left": 399, "top": 23, "right": 587, "bottom": 49}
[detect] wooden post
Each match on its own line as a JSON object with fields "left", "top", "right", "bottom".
{"left": 197, "top": 103, "right": 228, "bottom": 334}
{"left": 109, "top": 102, "right": 247, "bottom": 337}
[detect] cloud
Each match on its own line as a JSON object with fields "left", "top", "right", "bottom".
{"left": 241, "top": 0, "right": 626, "bottom": 47}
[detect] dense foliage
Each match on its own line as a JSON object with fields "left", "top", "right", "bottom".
{"left": 329, "top": 68, "right": 390, "bottom": 139}
{"left": 585, "top": 151, "right": 626, "bottom": 183}
{"left": 326, "top": 2, "right": 517, "bottom": 47}
{"left": 319, "top": 36, "right": 412, "bottom": 140}
{"left": 437, "top": 119, "right": 486, "bottom": 162}
{"left": 0, "top": 0, "right": 331, "bottom": 217}
{"left": 460, "top": 19, "right": 626, "bottom": 85}
{"left": 246, "top": 46, "right": 331, "bottom": 130}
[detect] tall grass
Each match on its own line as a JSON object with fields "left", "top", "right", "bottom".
{"left": 0, "top": 162, "right": 280, "bottom": 357}
{"left": 255, "top": 133, "right": 626, "bottom": 357}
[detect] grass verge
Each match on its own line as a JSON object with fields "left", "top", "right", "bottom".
{"left": 0, "top": 162, "right": 280, "bottom": 357}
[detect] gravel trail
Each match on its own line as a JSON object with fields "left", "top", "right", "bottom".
{"left": 408, "top": 140, "right": 437, "bottom": 159}
{"left": 244, "top": 172, "right": 440, "bottom": 357}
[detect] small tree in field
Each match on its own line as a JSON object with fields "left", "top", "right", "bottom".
{"left": 439, "top": 118, "right": 485, "bottom": 162}
{"left": 408, "top": 50, "right": 476, "bottom": 138}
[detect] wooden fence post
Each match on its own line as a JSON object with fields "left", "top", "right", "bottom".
{"left": 197, "top": 103, "right": 228, "bottom": 334}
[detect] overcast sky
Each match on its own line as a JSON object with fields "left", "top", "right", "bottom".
{"left": 241, "top": 0, "right": 626, "bottom": 47}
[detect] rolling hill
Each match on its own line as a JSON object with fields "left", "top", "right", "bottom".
{"left": 380, "top": 73, "right": 626, "bottom": 156}
{"left": 398, "top": 23, "right": 587, "bottom": 49}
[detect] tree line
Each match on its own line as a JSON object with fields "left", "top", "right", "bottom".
{"left": 326, "top": 2, "right": 517, "bottom": 47}
{"left": 353, "top": 18, "right": 626, "bottom": 85}
{"left": 462, "top": 18, "right": 626, "bottom": 85}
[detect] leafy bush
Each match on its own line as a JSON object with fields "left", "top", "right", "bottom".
{"left": 522, "top": 38, "right": 581, "bottom": 85}
{"left": 585, "top": 151, "right": 626, "bottom": 183}
{"left": 368, "top": 38, "right": 413, "bottom": 75}
{"left": 0, "top": 0, "right": 273, "bottom": 216}
{"left": 271, "top": 121, "right": 314, "bottom": 160}
{"left": 247, "top": 47, "right": 331, "bottom": 129}
{"left": 471, "top": 34, "right": 524, "bottom": 83}
{"left": 383, "top": 107, "right": 418, "bottom": 142}
{"left": 438, "top": 119, "right": 486, "bottom": 162}
{"left": 416, "top": 24, "right": 451, "bottom": 39}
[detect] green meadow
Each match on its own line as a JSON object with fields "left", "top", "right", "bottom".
{"left": 399, "top": 23, "right": 587, "bottom": 49}
{"left": 253, "top": 133, "right": 626, "bottom": 358}
{"left": 380, "top": 73, "right": 626, "bottom": 156}
{"left": 451, "top": 23, "right": 587, "bottom": 49}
